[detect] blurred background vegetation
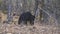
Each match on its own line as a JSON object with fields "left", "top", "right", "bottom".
{"left": 0, "top": 0, "right": 60, "bottom": 26}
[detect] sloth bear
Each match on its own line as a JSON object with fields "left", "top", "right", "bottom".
{"left": 18, "top": 12, "right": 35, "bottom": 25}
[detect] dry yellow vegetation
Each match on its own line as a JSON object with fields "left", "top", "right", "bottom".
{"left": 0, "top": 11, "right": 7, "bottom": 23}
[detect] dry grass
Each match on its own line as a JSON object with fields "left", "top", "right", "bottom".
{"left": 0, "top": 12, "right": 60, "bottom": 34}
{"left": 0, "top": 11, "right": 7, "bottom": 23}
{"left": 0, "top": 22, "right": 59, "bottom": 34}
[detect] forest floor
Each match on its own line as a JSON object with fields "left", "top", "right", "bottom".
{"left": 0, "top": 23, "right": 60, "bottom": 34}
{"left": 0, "top": 11, "right": 60, "bottom": 34}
